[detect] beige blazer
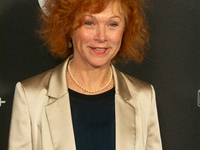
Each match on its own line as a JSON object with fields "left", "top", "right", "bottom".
{"left": 8, "top": 57, "right": 162, "bottom": 150}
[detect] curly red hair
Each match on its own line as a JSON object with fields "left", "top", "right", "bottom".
{"left": 39, "top": 0, "right": 149, "bottom": 62}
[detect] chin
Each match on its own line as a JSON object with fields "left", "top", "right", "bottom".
{"left": 89, "top": 59, "right": 111, "bottom": 68}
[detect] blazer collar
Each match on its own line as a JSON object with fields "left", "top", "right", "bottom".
{"left": 47, "top": 57, "right": 132, "bottom": 101}
{"left": 112, "top": 65, "right": 132, "bottom": 100}
{"left": 47, "top": 57, "right": 71, "bottom": 99}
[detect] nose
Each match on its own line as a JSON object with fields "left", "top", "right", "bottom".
{"left": 95, "top": 26, "right": 107, "bottom": 42}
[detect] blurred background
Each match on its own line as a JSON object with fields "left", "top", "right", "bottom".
{"left": 0, "top": 0, "right": 200, "bottom": 149}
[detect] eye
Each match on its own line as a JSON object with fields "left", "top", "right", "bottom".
{"left": 84, "top": 21, "right": 94, "bottom": 26}
{"left": 109, "top": 23, "right": 118, "bottom": 27}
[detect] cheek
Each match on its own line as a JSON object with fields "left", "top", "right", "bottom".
{"left": 110, "top": 31, "right": 123, "bottom": 45}
{"left": 76, "top": 29, "right": 94, "bottom": 44}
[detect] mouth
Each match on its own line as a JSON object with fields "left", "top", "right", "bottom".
{"left": 90, "top": 47, "right": 109, "bottom": 54}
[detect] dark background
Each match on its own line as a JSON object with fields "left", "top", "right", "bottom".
{"left": 0, "top": 0, "right": 200, "bottom": 149}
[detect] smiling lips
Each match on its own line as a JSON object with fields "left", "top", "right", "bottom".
{"left": 90, "top": 47, "right": 109, "bottom": 54}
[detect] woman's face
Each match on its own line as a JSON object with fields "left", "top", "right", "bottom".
{"left": 71, "top": 2, "right": 125, "bottom": 68}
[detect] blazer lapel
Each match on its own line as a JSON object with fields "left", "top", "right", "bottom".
{"left": 113, "top": 66, "right": 137, "bottom": 150}
{"left": 45, "top": 95, "right": 76, "bottom": 150}
{"left": 45, "top": 57, "right": 76, "bottom": 150}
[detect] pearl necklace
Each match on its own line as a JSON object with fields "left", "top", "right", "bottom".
{"left": 68, "top": 59, "right": 113, "bottom": 93}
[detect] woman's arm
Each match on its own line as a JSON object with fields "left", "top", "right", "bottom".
{"left": 8, "top": 82, "right": 32, "bottom": 150}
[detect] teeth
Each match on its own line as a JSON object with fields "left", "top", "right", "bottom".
{"left": 95, "top": 48, "right": 106, "bottom": 51}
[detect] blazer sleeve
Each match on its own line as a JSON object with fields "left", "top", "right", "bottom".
{"left": 8, "top": 82, "right": 32, "bottom": 150}
{"left": 146, "top": 85, "right": 162, "bottom": 150}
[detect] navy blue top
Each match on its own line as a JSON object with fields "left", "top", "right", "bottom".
{"left": 69, "top": 88, "right": 115, "bottom": 150}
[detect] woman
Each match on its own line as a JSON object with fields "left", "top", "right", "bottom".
{"left": 9, "top": 0, "right": 162, "bottom": 149}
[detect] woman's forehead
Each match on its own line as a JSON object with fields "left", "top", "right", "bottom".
{"left": 83, "top": 2, "right": 124, "bottom": 19}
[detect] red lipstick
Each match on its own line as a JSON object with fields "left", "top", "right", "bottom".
{"left": 90, "top": 47, "right": 108, "bottom": 54}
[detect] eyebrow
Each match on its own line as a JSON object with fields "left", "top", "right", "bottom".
{"left": 84, "top": 15, "right": 121, "bottom": 20}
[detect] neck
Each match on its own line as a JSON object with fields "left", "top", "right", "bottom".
{"left": 67, "top": 59, "right": 114, "bottom": 94}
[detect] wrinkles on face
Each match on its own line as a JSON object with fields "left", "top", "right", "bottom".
{"left": 71, "top": 2, "right": 125, "bottom": 68}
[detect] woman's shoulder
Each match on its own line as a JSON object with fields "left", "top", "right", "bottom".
{"left": 116, "top": 69, "right": 152, "bottom": 91}
{"left": 16, "top": 59, "right": 68, "bottom": 96}
{"left": 20, "top": 69, "right": 54, "bottom": 91}
{"left": 123, "top": 72, "right": 150, "bottom": 87}
{"left": 113, "top": 67, "right": 154, "bottom": 102}
{"left": 13, "top": 69, "right": 55, "bottom": 109}
{"left": 118, "top": 71, "right": 155, "bottom": 107}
